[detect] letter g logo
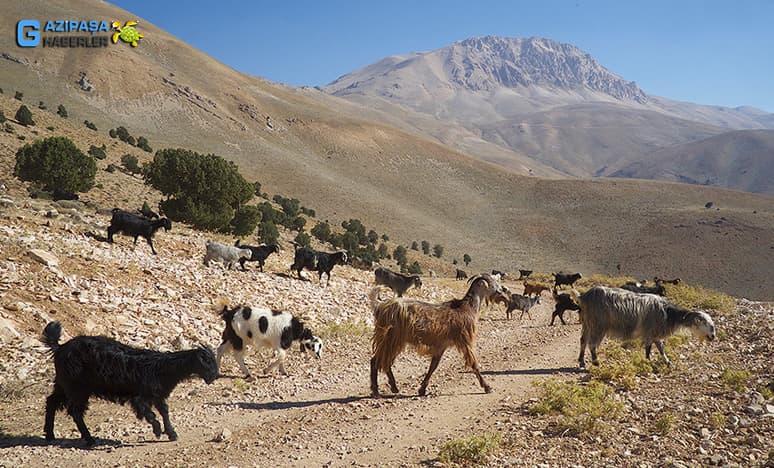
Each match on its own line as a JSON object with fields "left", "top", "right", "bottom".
{"left": 17, "top": 20, "right": 40, "bottom": 47}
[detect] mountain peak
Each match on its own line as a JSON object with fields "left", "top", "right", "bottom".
{"left": 442, "top": 36, "right": 646, "bottom": 102}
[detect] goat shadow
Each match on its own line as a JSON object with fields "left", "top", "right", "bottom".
{"left": 210, "top": 394, "right": 380, "bottom": 411}
{"left": 0, "top": 433, "right": 122, "bottom": 450}
{"left": 84, "top": 230, "right": 109, "bottom": 243}
{"left": 272, "top": 272, "right": 310, "bottom": 282}
{"left": 481, "top": 367, "right": 584, "bottom": 376}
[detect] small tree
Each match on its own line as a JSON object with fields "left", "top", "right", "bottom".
{"left": 433, "top": 244, "right": 444, "bottom": 258}
{"left": 367, "top": 230, "right": 379, "bottom": 244}
{"left": 294, "top": 232, "right": 311, "bottom": 248}
{"left": 84, "top": 120, "right": 97, "bottom": 131}
{"left": 421, "top": 240, "right": 430, "bottom": 255}
{"left": 14, "top": 136, "right": 96, "bottom": 194}
{"left": 259, "top": 221, "right": 279, "bottom": 245}
{"left": 136, "top": 136, "right": 152, "bottom": 153}
{"left": 377, "top": 242, "right": 388, "bottom": 259}
{"left": 381, "top": 234, "right": 389, "bottom": 242}
{"left": 109, "top": 128, "right": 117, "bottom": 138}
{"left": 15, "top": 105, "right": 34, "bottom": 126}
{"left": 0, "top": 111, "right": 5, "bottom": 124}
{"left": 115, "top": 126, "right": 130, "bottom": 142}
{"left": 253, "top": 181, "right": 262, "bottom": 197}
{"left": 463, "top": 253, "right": 472, "bottom": 266}
{"left": 38, "top": 101, "right": 47, "bottom": 110}
{"left": 231, "top": 205, "right": 261, "bottom": 236}
{"left": 311, "top": 221, "right": 332, "bottom": 243}
{"left": 14, "top": 91, "right": 23, "bottom": 101}
{"left": 289, "top": 216, "right": 306, "bottom": 232}
{"left": 56, "top": 104, "right": 68, "bottom": 118}
{"left": 393, "top": 245, "right": 408, "bottom": 267}
{"left": 121, "top": 154, "right": 141, "bottom": 174}
{"left": 407, "top": 261, "right": 422, "bottom": 275}
{"left": 88, "top": 145, "right": 107, "bottom": 160}
{"left": 126, "top": 135, "right": 136, "bottom": 146}
{"left": 411, "top": 241, "right": 419, "bottom": 251}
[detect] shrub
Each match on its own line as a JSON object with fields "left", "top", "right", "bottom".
{"left": 0, "top": 111, "right": 5, "bottom": 123}
{"left": 4, "top": 122, "right": 13, "bottom": 133}
{"left": 393, "top": 245, "right": 408, "bottom": 267}
{"left": 84, "top": 120, "right": 97, "bottom": 131}
{"left": 230, "top": 205, "right": 262, "bottom": 236}
{"left": 144, "top": 148, "right": 254, "bottom": 232}
{"left": 289, "top": 216, "right": 306, "bottom": 232}
{"left": 377, "top": 243, "right": 388, "bottom": 259}
{"left": 259, "top": 220, "right": 279, "bottom": 245}
{"left": 300, "top": 206, "right": 315, "bottom": 217}
{"left": 653, "top": 412, "right": 675, "bottom": 435}
{"left": 721, "top": 368, "right": 753, "bottom": 392}
{"left": 709, "top": 412, "right": 726, "bottom": 429}
{"left": 253, "top": 181, "right": 262, "bottom": 197}
{"left": 381, "top": 234, "right": 389, "bottom": 242}
{"left": 115, "top": 126, "right": 130, "bottom": 142}
{"left": 121, "top": 154, "right": 141, "bottom": 174}
{"left": 46, "top": 126, "right": 54, "bottom": 131}
{"left": 294, "top": 232, "right": 311, "bottom": 248}
{"left": 433, "top": 244, "right": 444, "bottom": 258}
{"left": 438, "top": 432, "right": 501, "bottom": 465}
{"left": 341, "top": 218, "right": 366, "bottom": 244}
{"left": 407, "top": 261, "right": 422, "bottom": 275}
{"left": 530, "top": 379, "right": 624, "bottom": 436}
{"left": 463, "top": 253, "right": 471, "bottom": 266}
{"left": 367, "top": 230, "right": 378, "bottom": 244}
{"left": 88, "top": 144, "right": 107, "bottom": 160}
{"left": 17, "top": 135, "right": 25, "bottom": 141}
{"left": 109, "top": 128, "right": 117, "bottom": 138}
{"left": 106, "top": 164, "right": 117, "bottom": 173}
{"left": 410, "top": 241, "right": 419, "bottom": 251}
{"left": 14, "top": 91, "right": 23, "bottom": 101}
{"left": 38, "top": 101, "right": 46, "bottom": 110}
{"left": 56, "top": 104, "right": 68, "bottom": 118}
{"left": 311, "top": 221, "right": 331, "bottom": 243}
{"left": 126, "top": 135, "right": 136, "bottom": 146}
{"left": 136, "top": 136, "right": 152, "bottom": 152}
{"left": 421, "top": 240, "right": 430, "bottom": 255}
{"left": 15, "top": 105, "right": 34, "bottom": 126}
{"left": 14, "top": 136, "right": 96, "bottom": 194}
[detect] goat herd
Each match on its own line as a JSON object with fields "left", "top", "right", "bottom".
{"left": 39, "top": 208, "right": 716, "bottom": 447}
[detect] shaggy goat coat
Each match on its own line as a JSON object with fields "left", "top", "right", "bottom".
{"left": 369, "top": 274, "right": 504, "bottom": 396}
{"left": 576, "top": 286, "right": 716, "bottom": 367}
{"left": 42, "top": 321, "right": 217, "bottom": 446}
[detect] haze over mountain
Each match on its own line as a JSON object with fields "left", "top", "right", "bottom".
{"left": 323, "top": 36, "right": 774, "bottom": 193}
{"left": 0, "top": 2, "right": 772, "bottom": 299}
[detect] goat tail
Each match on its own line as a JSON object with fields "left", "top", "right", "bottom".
{"left": 42, "top": 321, "right": 62, "bottom": 352}
{"left": 371, "top": 300, "right": 412, "bottom": 373}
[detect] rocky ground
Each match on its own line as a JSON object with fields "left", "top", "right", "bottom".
{"left": 0, "top": 190, "right": 772, "bottom": 467}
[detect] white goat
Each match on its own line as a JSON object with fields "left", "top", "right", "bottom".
{"left": 203, "top": 241, "right": 252, "bottom": 270}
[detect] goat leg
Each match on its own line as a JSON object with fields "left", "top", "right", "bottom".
{"left": 386, "top": 368, "right": 399, "bottom": 393}
{"left": 655, "top": 340, "right": 671, "bottom": 367}
{"left": 370, "top": 357, "right": 380, "bottom": 396}
{"left": 578, "top": 332, "right": 588, "bottom": 368}
{"left": 154, "top": 400, "right": 178, "bottom": 441}
{"left": 418, "top": 353, "right": 444, "bottom": 396}
{"left": 147, "top": 237, "right": 157, "bottom": 255}
{"left": 67, "top": 399, "right": 96, "bottom": 446}
{"left": 462, "top": 349, "right": 491, "bottom": 394}
{"left": 44, "top": 385, "right": 66, "bottom": 440}
{"left": 131, "top": 397, "right": 163, "bottom": 438}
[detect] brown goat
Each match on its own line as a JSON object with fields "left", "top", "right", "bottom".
{"left": 523, "top": 282, "right": 550, "bottom": 297}
{"left": 369, "top": 274, "right": 506, "bottom": 396}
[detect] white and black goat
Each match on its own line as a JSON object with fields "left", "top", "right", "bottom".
{"left": 203, "top": 241, "right": 252, "bottom": 270}
{"left": 107, "top": 208, "right": 172, "bottom": 255}
{"left": 216, "top": 305, "right": 323, "bottom": 378}
{"left": 574, "top": 286, "right": 716, "bottom": 368}
{"left": 42, "top": 321, "right": 217, "bottom": 446}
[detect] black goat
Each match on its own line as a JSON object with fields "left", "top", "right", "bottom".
{"left": 455, "top": 269, "right": 468, "bottom": 280}
{"left": 42, "top": 321, "right": 217, "bottom": 446}
{"left": 52, "top": 188, "right": 79, "bottom": 201}
{"left": 290, "top": 247, "right": 348, "bottom": 286}
{"left": 654, "top": 277, "right": 681, "bottom": 285}
{"left": 550, "top": 289, "right": 581, "bottom": 326}
{"left": 518, "top": 269, "right": 533, "bottom": 280}
{"left": 233, "top": 239, "right": 280, "bottom": 272}
{"left": 553, "top": 272, "right": 582, "bottom": 289}
{"left": 108, "top": 208, "right": 172, "bottom": 255}
{"left": 374, "top": 266, "right": 422, "bottom": 297}
{"left": 621, "top": 282, "right": 666, "bottom": 296}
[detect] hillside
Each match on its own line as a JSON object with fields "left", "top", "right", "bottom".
{"left": 609, "top": 130, "right": 774, "bottom": 194}
{"left": 323, "top": 36, "right": 774, "bottom": 189}
{"left": 1, "top": 2, "right": 774, "bottom": 300}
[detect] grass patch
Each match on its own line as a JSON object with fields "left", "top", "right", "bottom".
{"left": 665, "top": 283, "right": 734, "bottom": 314}
{"left": 653, "top": 412, "right": 675, "bottom": 435}
{"left": 709, "top": 412, "right": 726, "bottom": 429}
{"left": 721, "top": 368, "right": 753, "bottom": 392}
{"left": 530, "top": 379, "right": 624, "bottom": 435}
{"left": 316, "top": 320, "right": 371, "bottom": 339}
{"left": 0, "top": 380, "right": 33, "bottom": 402}
{"left": 438, "top": 432, "right": 501, "bottom": 465}
{"left": 588, "top": 343, "right": 667, "bottom": 390}
{"left": 760, "top": 385, "right": 773, "bottom": 400}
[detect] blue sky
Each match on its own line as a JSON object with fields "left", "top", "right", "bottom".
{"left": 111, "top": 0, "right": 774, "bottom": 111}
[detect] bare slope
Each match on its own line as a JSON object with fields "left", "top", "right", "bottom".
{"left": 0, "top": 4, "right": 773, "bottom": 299}
{"left": 610, "top": 130, "right": 774, "bottom": 194}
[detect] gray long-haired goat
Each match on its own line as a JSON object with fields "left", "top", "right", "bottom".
{"left": 574, "top": 286, "right": 716, "bottom": 368}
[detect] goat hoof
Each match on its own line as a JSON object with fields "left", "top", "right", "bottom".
{"left": 167, "top": 432, "right": 178, "bottom": 441}
{"left": 370, "top": 390, "right": 380, "bottom": 398}
{"left": 591, "top": 360, "right": 600, "bottom": 366}
{"left": 483, "top": 385, "right": 492, "bottom": 394}
{"left": 418, "top": 389, "right": 427, "bottom": 397}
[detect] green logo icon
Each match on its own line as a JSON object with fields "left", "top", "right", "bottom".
{"left": 111, "top": 21, "right": 143, "bottom": 47}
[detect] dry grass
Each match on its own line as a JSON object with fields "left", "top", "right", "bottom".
{"left": 529, "top": 379, "right": 625, "bottom": 436}
{"left": 438, "top": 432, "right": 502, "bottom": 466}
